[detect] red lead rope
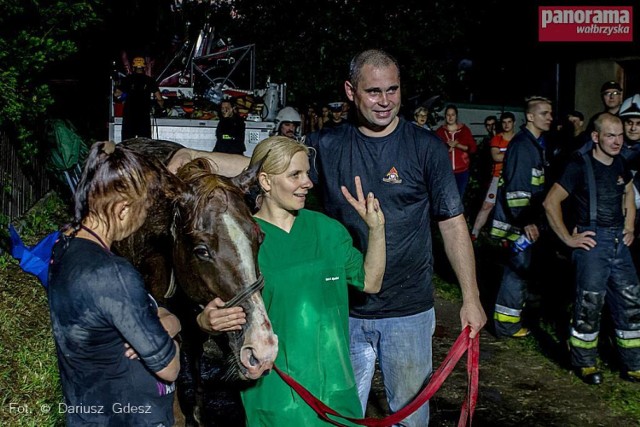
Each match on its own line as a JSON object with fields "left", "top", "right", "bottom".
{"left": 273, "top": 326, "right": 479, "bottom": 427}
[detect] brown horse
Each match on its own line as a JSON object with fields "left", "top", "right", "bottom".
{"left": 113, "top": 138, "right": 277, "bottom": 425}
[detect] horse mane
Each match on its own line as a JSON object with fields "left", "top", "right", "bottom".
{"left": 174, "top": 158, "right": 247, "bottom": 227}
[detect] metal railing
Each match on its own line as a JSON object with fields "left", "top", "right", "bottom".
{"left": 0, "top": 132, "right": 54, "bottom": 221}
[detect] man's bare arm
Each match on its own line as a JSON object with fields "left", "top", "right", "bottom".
{"left": 437, "top": 214, "right": 487, "bottom": 338}
{"left": 168, "top": 148, "right": 250, "bottom": 176}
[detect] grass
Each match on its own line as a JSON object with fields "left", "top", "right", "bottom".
{"left": 0, "top": 192, "right": 70, "bottom": 427}
{"left": 0, "top": 265, "right": 65, "bottom": 427}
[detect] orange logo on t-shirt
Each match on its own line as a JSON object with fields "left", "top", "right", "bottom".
{"left": 383, "top": 167, "right": 403, "bottom": 184}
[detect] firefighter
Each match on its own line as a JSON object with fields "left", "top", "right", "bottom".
{"left": 213, "top": 98, "right": 246, "bottom": 155}
{"left": 114, "top": 56, "right": 164, "bottom": 140}
{"left": 490, "top": 96, "right": 553, "bottom": 338}
{"left": 273, "top": 106, "right": 302, "bottom": 140}
{"left": 543, "top": 113, "right": 640, "bottom": 385}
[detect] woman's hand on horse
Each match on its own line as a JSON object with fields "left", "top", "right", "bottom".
{"left": 198, "top": 297, "right": 247, "bottom": 334}
{"left": 341, "top": 176, "right": 385, "bottom": 230}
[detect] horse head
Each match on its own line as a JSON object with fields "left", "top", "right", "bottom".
{"left": 172, "top": 158, "right": 277, "bottom": 380}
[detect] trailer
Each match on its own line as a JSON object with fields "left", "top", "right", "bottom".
{"left": 109, "top": 29, "right": 285, "bottom": 156}
{"left": 108, "top": 117, "right": 274, "bottom": 157}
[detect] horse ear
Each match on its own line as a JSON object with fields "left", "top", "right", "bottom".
{"left": 230, "top": 158, "right": 263, "bottom": 193}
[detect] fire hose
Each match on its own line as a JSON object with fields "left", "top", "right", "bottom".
{"left": 274, "top": 326, "right": 479, "bottom": 427}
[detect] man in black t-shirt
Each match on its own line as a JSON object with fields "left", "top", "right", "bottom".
{"left": 305, "top": 49, "right": 486, "bottom": 427}
{"left": 544, "top": 113, "right": 640, "bottom": 386}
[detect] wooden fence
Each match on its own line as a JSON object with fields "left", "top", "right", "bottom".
{"left": 0, "top": 132, "right": 54, "bottom": 222}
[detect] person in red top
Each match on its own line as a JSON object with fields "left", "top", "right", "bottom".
{"left": 436, "top": 104, "right": 477, "bottom": 198}
{"left": 470, "top": 112, "right": 516, "bottom": 240}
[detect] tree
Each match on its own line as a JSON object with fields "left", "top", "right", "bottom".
{"left": 0, "top": 1, "right": 100, "bottom": 159}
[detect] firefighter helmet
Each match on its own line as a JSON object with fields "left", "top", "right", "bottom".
{"left": 274, "top": 106, "right": 302, "bottom": 138}
{"left": 132, "top": 57, "right": 146, "bottom": 69}
{"left": 620, "top": 94, "right": 640, "bottom": 118}
{"left": 275, "top": 106, "right": 301, "bottom": 124}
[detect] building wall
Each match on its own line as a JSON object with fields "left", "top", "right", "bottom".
{"left": 575, "top": 59, "right": 624, "bottom": 122}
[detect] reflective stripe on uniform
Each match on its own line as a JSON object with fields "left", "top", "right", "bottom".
{"left": 616, "top": 329, "right": 640, "bottom": 348}
{"left": 490, "top": 220, "right": 520, "bottom": 241}
{"left": 570, "top": 328, "right": 599, "bottom": 349}
{"left": 531, "top": 168, "right": 545, "bottom": 186}
{"left": 506, "top": 190, "right": 531, "bottom": 208}
{"left": 494, "top": 304, "right": 521, "bottom": 324}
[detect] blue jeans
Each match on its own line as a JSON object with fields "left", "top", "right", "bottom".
{"left": 349, "top": 309, "right": 435, "bottom": 427}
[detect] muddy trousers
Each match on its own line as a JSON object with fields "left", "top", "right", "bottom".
{"left": 570, "top": 226, "right": 640, "bottom": 371}
{"left": 494, "top": 246, "right": 532, "bottom": 337}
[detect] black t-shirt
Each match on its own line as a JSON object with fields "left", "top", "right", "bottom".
{"left": 214, "top": 116, "right": 246, "bottom": 154}
{"left": 120, "top": 73, "right": 161, "bottom": 139}
{"left": 48, "top": 236, "right": 176, "bottom": 426}
{"left": 120, "top": 73, "right": 160, "bottom": 119}
{"left": 306, "top": 118, "right": 463, "bottom": 318}
{"left": 557, "top": 154, "right": 631, "bottom": 228}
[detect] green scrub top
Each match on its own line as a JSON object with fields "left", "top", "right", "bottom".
{"left": 241, "top": 209, "right": 366, "bottom": 426}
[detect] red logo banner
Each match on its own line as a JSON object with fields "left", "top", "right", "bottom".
{"left": 539, "top": 6, "right": 633, "bottom": 42}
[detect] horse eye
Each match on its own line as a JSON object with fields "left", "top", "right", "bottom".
{"left": 193, "top": 244, "right": 212, "bottom": 260}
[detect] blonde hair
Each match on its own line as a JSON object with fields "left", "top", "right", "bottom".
{"left": 249, "top": 136, "right": 309, "bottom": 175}
{"left": 524, "top": 96, "right": 552, "bottom": 114}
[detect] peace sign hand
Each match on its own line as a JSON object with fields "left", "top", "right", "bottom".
{"left": 341, "top": 176, "right": 385, "bottom": 231}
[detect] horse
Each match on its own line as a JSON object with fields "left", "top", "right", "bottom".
{"left": 112, "top": 138, "right": 277, "bottom": 426}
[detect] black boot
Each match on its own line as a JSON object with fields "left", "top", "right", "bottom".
{"left": 575, "top": 366, "right": 603, "bottom": 385}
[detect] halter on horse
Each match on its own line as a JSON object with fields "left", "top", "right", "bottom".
{"left": 113, "top": 138, "right": 277, "bottom": 426}
{"left": 172, "top": 157, "right": 277, "bottom": 380}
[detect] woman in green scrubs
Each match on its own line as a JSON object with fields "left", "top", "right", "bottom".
{"left": 197, "top": 135, "right": 386, "bottom": 426}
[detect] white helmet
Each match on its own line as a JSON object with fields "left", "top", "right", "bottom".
{"left": 619, "top": 94, "right": 640, "bottom": 118}
{"left": 274, "top": 106, "right": 301, "bottom": 138}
{"left": 275, "top": 106, "right": 301, "bottom": 124}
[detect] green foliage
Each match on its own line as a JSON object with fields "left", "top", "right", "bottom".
{"left": 0, "top": 1, "right": 101, "bottom": 161}
{"left": 434, "top": 273, "right": 463, "bottom": 301}
{"left": 0, "top": 192, "right": 69, "bottom": 278}
{"left": 8, "top": 192, "right": 69, "bottom": 242}
{"left": 608, "top": 385, "right": 640, "bottom": 420}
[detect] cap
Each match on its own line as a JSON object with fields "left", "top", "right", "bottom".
{"left": 328, "top": 102, "right": 343, "bottom": 112}
{"left": 619, "top": 95, "right": 640, "bottom": 118}
{"left": 600, "top": 81, "right": 622, "bottom": 94}
{"left": 567, "top": 110, "right": 584, "bottom": 121}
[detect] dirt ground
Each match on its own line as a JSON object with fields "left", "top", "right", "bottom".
{"left": 364, "top": 237, "right": 640, "bottom": 427}
{"left": 365, "top": 296, "right": 639, "bottom": 427}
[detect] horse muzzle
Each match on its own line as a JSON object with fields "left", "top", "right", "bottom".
{"left": 236, "top": 292, "right": 278, "bottom": 379}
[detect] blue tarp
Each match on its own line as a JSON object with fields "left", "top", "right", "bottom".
{"left": 8, "top": 224, "right": 60, "bottom": 288}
